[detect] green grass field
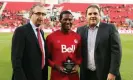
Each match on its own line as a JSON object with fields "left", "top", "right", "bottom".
{"left": 0, "top": 33, "right": 133, "bottom": 80}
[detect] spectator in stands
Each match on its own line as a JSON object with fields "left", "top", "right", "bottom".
{"left": 77, "top": 4, "right": 122, "bottom": 80}
{"left": 11, "top": 4, "right": 48, "bottom": 80}
{"left": 46, "top": 10, "right": 81, "bottom": 80}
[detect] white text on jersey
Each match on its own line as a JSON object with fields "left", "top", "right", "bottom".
{"left": 61, "top": 45, "right": 75, "bottom": 53}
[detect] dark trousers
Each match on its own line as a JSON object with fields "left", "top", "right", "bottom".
{"left": 86, "top": 69, "right": 98, "bottom": 80}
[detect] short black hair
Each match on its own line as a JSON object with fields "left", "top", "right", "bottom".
{"left": 86, "top": 4, "right": 101, "bottom": 16}
{"left": 59, "top": 10, "right": 73, "bottom": 21}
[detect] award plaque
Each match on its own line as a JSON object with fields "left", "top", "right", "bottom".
{"left": 62, "top": 57, "right": 75, "bottom": 73}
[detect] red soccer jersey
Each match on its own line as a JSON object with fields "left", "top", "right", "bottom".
{"left": 46, "top": 30, "right": 81, "bottom": 80}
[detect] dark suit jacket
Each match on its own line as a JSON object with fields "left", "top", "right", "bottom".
{"left": 77, "top": 22, "right": 122, "bottom": 80}
{"left": 11, "top": 23, "right": 48, "bottom": 80}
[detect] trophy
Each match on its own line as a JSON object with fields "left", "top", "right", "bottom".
{"left": 62, "top": 57, "right": 75, "bottom": 74}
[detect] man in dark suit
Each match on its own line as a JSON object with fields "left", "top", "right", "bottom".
{"left": 11, "top": 4, "right": 48, "bottom": 80}
{"left": 77, "top": 4, "right": 122, "bottom": 80}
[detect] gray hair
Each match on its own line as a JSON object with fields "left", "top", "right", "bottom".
{"left": 30, "top": 3, "right": 44, "bottom": 13}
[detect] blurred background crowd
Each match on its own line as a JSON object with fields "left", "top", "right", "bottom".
{"left": 0, "top": 1, "right": 133, "bottom": 31}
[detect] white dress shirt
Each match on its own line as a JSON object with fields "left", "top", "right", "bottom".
{"left": 87, "top": 23, "right": 99, "bottom": 71}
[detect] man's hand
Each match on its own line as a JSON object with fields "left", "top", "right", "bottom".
{"left": 107, "top": 73, "right": 116, "bottom": 80}
{"left": 71, "top": 65, "right": 79, "bottom": 73}
{"left": 54, "top": 64, "right": 67, "bottom": 74}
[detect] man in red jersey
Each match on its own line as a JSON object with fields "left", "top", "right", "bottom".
{"left": 46, "top": 11, "right": 81, "bottom": 80}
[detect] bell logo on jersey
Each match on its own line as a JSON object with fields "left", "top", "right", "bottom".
{"left": 61, "top": 45, "right": 75, "bottom": 53}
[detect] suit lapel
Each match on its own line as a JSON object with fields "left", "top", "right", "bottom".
{"left": 95, "top": 22, "right": 103, "bottom": 50}
{"left": 85, "top": 26, "right": 88, "bottom": 41}
{"left": 40, "top": 30, "right": 45, "bottom": 42}
{"left": 27, "top": 23, "right": 40, "bottom": 47}
{"left": 40, "top": 30, "right": 46, "bottom": 52}
{"left": 82, "top": 25, "right": 88, "bottom": 42}
{"left": 83, "top": 26, "right": 89, "bottom": 62}
{"left": 40, "top": 30, "right": 47, "bottom": 58}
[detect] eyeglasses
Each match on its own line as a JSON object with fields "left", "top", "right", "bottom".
{"left": 33, "top": 12, "right": 46, "bottom": 16}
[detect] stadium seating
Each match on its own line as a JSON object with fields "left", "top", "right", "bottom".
{"left": 0, "top": 2, "right": 133, "bottom": 30}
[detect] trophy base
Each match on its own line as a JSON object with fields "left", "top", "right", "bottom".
{"left": 63, "top": 68, "right": 74, "bottom": 74}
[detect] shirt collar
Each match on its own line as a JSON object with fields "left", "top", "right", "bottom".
{"left": 87, "top": 22, "right": 100, "bottom": 28}
{"left": 30, "top": 20, "right": 37, "bottom": 30}
{"left": 96, "top": 22, "right": 100, "bottom": 28}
